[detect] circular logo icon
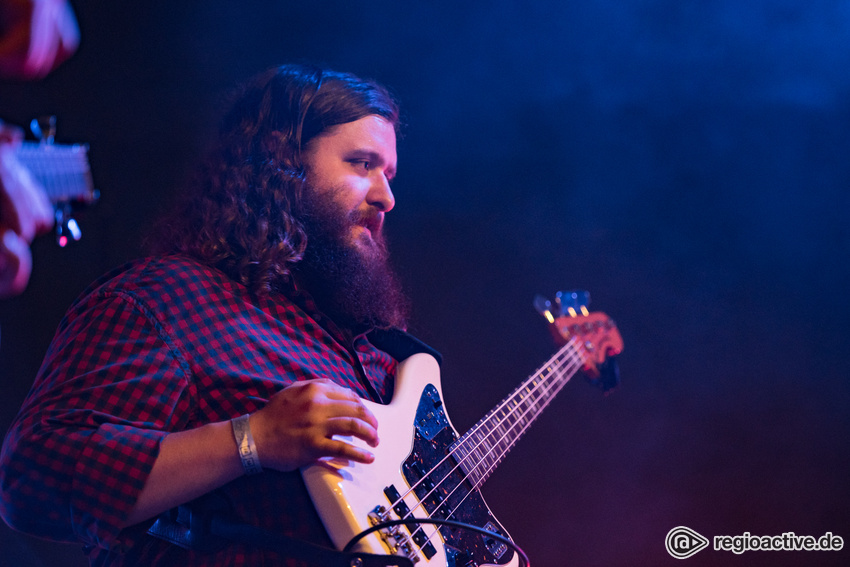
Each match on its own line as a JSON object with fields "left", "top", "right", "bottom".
{"left": 665, "top": 526, "right": 709, "bottom": 559}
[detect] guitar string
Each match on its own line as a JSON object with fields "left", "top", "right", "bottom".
{"left": 387, "top": 337, "right": 580, "bottom": 511}
{"left": 395, "top": 340, "right": 585, "bottom": 553}
{"left": 400, "top": 356, "right": 580, "bottom": 556}
{"left": 16, "top": 145, "right": 91, "bottom": 200}
{"left": 424, "top": 342, "right": 583, "bottom": 507}
{"left": 387, "top": 337, "right": 582, "bottom": 514}
{"left": 383, "top": 336, "right": 587, "bottom": 553}
{"left": 462, "top": 349, "right": 582, "bottom": 489}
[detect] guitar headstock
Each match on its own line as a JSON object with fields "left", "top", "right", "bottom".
{"left": 15, "top": 117, "right": 98, "bottom": 247}
{"left": 534, "top": 290, "right": 624, "bottom": 392}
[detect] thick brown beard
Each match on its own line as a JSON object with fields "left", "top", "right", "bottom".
{"left": 295, "top": 186, "right": 410, "bottom": 332}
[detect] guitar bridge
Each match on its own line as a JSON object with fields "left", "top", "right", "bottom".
{"left": 368, "top": 506, "right": 420, "bottom": 564}
{"left": 383, "top": 485, "right": 437, "bottom": 560}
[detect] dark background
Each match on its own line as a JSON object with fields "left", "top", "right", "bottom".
{"left": 1, "top": 1, "right": 848, "bottom": 566}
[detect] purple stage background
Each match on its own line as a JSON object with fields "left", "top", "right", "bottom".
{"left": 1, "top": 2, "right": 848, "bottom": 566}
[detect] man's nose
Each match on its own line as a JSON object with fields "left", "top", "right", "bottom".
{"left": 367, "top": 174, "right": 395, "bottom": 212}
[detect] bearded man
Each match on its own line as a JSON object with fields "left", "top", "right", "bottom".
{"left": 0, "top": 64, "right": 439, "bottom": 566}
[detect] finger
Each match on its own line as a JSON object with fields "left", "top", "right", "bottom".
{"left": 316, "top": 437, "right": 375, "bottom": 465}
{"left": 55, "top": 0, "right": 80, "bottom": 57}
{"left": 0, "top": 229, "right": 31, "bottom": 298}
{"left": 325, "top": 415, "right": 379, "bottom": 448}
{"left": 321, "top": 397, "right": 378, "bottom": 431}
{"left": 25, "top": 0, "right": 62, "bottom": 78}
{"left": 302, "top": 380, "right": 378, "bottom": 428}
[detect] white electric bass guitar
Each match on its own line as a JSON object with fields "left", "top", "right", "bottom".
{"left": 303, "top": 294, "right": 623, "bottom": 567}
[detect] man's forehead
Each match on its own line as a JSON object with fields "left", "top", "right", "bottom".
{"left": 321, "top": 115, "right": 396, "bottom": 149}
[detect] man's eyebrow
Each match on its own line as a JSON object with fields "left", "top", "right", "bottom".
{"left": 348, "top": 149, "right": 397, "bottom": 179}
{"left": 347, "top": 148, "right": 382, "bottom": 160}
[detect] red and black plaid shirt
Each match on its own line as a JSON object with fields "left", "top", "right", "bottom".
{"left": 0, "top": 255, "right": 425, "bottom": 566}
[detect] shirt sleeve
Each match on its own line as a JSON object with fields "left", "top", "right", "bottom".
{"left": 0, "top": 289, "right": 195, "bottom": 551}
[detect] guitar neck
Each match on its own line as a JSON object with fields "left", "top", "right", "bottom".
{"left": 451, "top": 338, "right": 587, "bottom": 488}
{"left": 15, "top": 141, "right": 96, "bottom": 205}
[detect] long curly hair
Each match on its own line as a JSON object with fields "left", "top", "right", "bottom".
{"left": 152, "top": 64, "right": 400, "bottom": 296}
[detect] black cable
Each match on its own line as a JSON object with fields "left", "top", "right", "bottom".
{"left": 343, "top": 517, "right": 530, "bottom": 567}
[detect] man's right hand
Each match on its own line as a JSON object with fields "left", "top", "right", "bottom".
{"left": 125, "top": 379, "right": 380, "bottom": 527}
{"left": 251, "top": 379, "right": 380, "bottom": 471}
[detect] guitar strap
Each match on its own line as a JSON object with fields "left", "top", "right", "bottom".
{"left": 147, "top": 328, "right": 439, "bottom": 566}
{"left": 366, "top": 328, "right": 443, "bottom": 367}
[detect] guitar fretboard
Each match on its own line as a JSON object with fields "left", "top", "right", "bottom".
{"left": 451, "top": 337, "right": 586, "bottom": 487}
{"left": 15, "top": 142, "right": 96, "bottom": 204}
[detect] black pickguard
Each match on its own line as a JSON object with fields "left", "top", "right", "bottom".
{"left": 397, "top": 384, "right": 514, "bottom": 567}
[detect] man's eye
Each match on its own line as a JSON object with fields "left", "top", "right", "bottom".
{"left": 350, "top": 160, "right": 370, "bottom": 171}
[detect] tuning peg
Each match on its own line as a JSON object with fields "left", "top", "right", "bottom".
{"left": 533, "top": 294, "right": 556, "bottom": 323}
{"left": 30, "top": 116, "right": 57, "bottom": 144}
{"left": 54, "top": 205, "right": 82, "bottom": 247}
{"left": 556, "top": 290, "right": 590, "bottom": 317}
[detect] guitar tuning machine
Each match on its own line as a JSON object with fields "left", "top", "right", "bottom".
{"left": 533, "top": 290, "right": 591, "bottom": 321}
{"left": 532, "top": 294, "right": 556, "bottom": 323}
{"left": 22, "top": 115, "right": 99, "bottom": 247}
{"left": 556, "top": 290, "right": 590, "bottom": 317}
{"left": 55, "top": 204, "right": 82, "bottom": 247}
{"left": 536, "top": 289, "right": 621, "bottom": 393}
{"left": 30, "top": 116, "right": 57, "bottom": 145}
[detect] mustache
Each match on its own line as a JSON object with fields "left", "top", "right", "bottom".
{"left": 350, "top": 209, "right": 384, "bottom": 236}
